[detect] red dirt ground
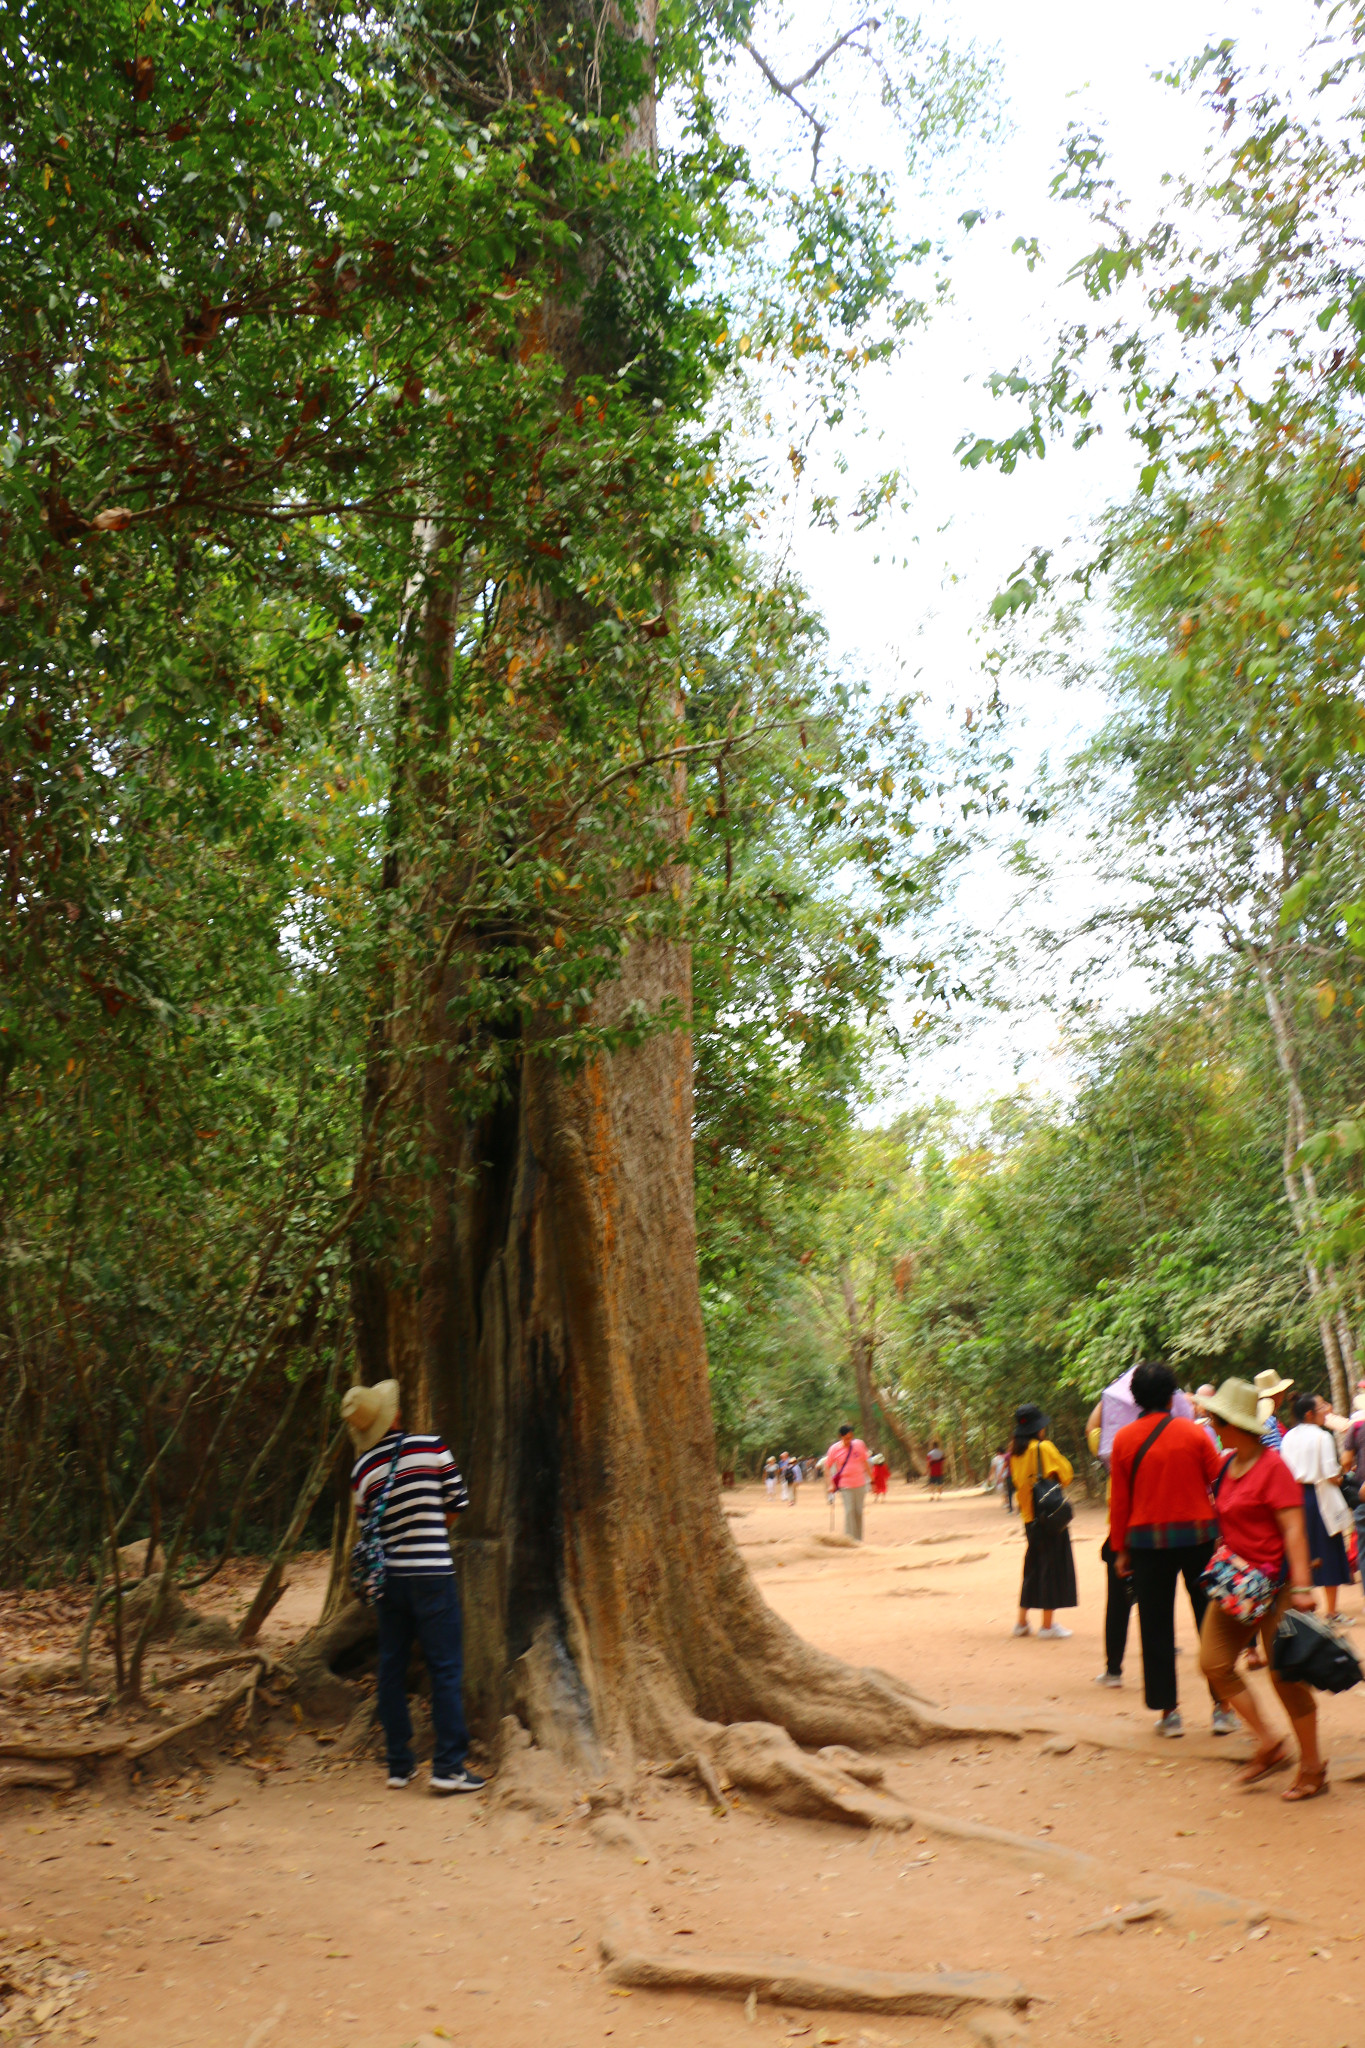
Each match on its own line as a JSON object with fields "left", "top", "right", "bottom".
{"left": 3, "top": 1481, "right": 1364, "bottom": 2048}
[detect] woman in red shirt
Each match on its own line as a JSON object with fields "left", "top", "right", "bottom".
{"left": 1199, "top": 1378, "right": 1324, "bottom": 1800}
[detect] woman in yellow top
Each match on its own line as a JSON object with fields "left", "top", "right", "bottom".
{"left": 1009, "top": 1403, "right": 1077, "bottom": 1638}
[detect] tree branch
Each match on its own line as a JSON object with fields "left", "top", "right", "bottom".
{"left": 742, "top": 17, "right": 880, "bottom": 175}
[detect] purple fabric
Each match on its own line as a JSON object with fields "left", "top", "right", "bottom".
{"left": 1098, "top": 1369, "right": 1195, "bottom": 1465}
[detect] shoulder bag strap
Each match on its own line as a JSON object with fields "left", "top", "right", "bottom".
{"left": 373, "top": 1432, "right": 406, "bottom": 1524}
{"left": 1126, "top": 1413, "right": 1173, "bottom": 1515}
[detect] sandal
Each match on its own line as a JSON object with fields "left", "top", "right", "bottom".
{"left": 1282, "top": 1765, "right": 1329, "bottom": 1803}
{"left": 1235, "top": 1740, "right": 1291, "bottom": 1786}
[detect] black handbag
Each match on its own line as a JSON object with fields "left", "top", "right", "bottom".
{"left": 1031, "top": 1442, "right": 1073, "bottom": 1532}
{"left": 1271, "top": 1609, "right": 1363, "bottom": 1694}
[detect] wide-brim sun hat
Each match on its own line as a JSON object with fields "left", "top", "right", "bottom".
{"left": 1202, "top": 1377, "right": 1262, "bottom": 1438}
{"left": 340, "top": 1378, "right": 400, "bottom": 1454}
{"left": 1253, "top": 1366, "right": 1294, "bottom": 1420}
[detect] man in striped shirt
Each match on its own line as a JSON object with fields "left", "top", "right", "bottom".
{"left": 343, "top": 1378, "right": 484, "bottom": 1796}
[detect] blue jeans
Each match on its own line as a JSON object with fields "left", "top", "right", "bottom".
{"left": 376, "top": 1572, "right": 469, "bottom": 1779}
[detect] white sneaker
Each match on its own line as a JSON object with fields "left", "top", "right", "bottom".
{"left": 1037, "top": 1625, "right": 1072, "bottom": 1640}
{"left": 1155, "top": 1710, "right": 1184, "bottom": 1738}
{"left": 1211, "top": 1704, "right": 1237, "bottom": 1736}
{"left": 1012, "top": 1623, "right": 1032, "bottom": 1637}
{"left": 387, "top": 1772, "right": 415, "bottom": 1789}
{"left": 1093, "top": 1671, "right": 1122, "bottom": 1687}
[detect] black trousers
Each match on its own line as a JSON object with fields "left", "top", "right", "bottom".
{"left": 1100, "top": 1538, "right": 1132, "bottom": 1676}
{"left": 1128, "top": 1541, "right": 1217, "bottom": 1712}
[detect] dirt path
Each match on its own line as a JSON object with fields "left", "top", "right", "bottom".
{"left": 5, "top": 1482, "right": 1365, "bottom": 2048}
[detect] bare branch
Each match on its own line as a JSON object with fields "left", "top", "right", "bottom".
{"left": 742, "top": 17, "right": 880, "bottom": 176}
{"left": 784, "top": 17, "right": 880, "bottom": 91}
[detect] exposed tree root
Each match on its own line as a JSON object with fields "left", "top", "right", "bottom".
{"left": 152, "top": 1651, "right": 269, "bottom": 1693}
{"left": 0, "top": 1663, "right": 265, "bottom": 1775}
{"left": 0, "top": 1733, "right": 129, "bottom": 1762}
{"left": 280, "top": 1598, "right": 375, "bottom": 1716}
{"left": 0, "top": 1655, "right": 85, "bottom": 1695}
{"left": 0, "top": 1760, "right": 78, "bottom": 1794}
{"left": 657, "top": 1746, "right": 727, "bottom": 1808}
{"left": 705, "top": 1722, "right": 914, "bottom": 1829}
{"left": 489, "top": 1716, "right": 582, "bottom": 1824}
{"left": 126, "top": 1671, "right": 259, "bottom": 1761}
{"left": 815, "top": 1743, "right": 884, "bottom": 1785}
{"left": 598, "top": 1919, "right": 1029, "bottom": 2018}
{"left": 896, "top": 1804, "right": 1097, "bottom": 1877}
{"left": 894, "top": 1801, "right": 1297, "bottom": 1932}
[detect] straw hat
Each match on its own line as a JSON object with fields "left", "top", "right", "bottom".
{"left": 1252, "top": 1367, "right": 1294, "bottom": 1421}
{"left": 340, "top": 1378, "right": 400, "bottom": 1454}
{"left": 1201, "top": 1377, "right": 1262, "bottom": 1438}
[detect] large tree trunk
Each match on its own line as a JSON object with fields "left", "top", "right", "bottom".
{"left": 358, "top": 935, "right": 941, "bottom": 1768}
{"left": 335, "top": 0, "right": 953, "bottom": 1790}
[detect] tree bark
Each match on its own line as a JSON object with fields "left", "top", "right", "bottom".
{"left": 1254, "top": 950, "right": 1351, "bottom": 1413}
{"left": 872, "top": 1383, "right": 926, "bottom": 1477}
{"left": 839, "top": 1266, "right": 883, "bottom": 1453}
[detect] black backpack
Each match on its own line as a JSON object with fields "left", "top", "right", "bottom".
{"left": 1271, "top": 1610, "right": 1363, "bottom": 1694}
{"left": 1031, "top": 1441, "right": 1073, "bottom": 1533}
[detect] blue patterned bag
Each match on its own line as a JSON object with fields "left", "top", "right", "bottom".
{"left": 349, "top": 1433, "right": 405, "bottom": 1607}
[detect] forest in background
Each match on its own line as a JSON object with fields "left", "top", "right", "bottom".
{"left": 7, "top": 0, "right": 1365, "bottom": 1615}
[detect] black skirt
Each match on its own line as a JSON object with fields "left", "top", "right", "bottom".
{"left": 1020, "top": 1519, "right": 1078, "bottom": 1611}
{"left": 1302, "top": 1484, "right": 1352, "bottom": 1587}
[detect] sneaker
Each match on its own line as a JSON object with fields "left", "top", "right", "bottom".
{"left": 1093, "top": 1671, "right": 1122, "bottom": 1688}
{"left": 1012, "top": 1623, "right": 1032, "bottom": 1637}
{"left": 1211, "top": 1704, "right": 1238, "bottom": 1736}
{"left": 1155, "top": 1710, "right": 1184, "bottom": 1738}
{"left": 387, "top": 1772, "right": 415, "bottom": 1789}
{"left": 430, "top": 1766, "right": 487, "bottom": 1796}
{"left": 1037, "top": 1625, "right": 1072, "bottom": 1640}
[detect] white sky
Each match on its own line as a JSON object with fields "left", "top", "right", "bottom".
{"left": 725, "top": 0, "right": 1304, "bottom": 1111}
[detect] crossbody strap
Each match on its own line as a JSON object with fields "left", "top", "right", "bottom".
{"left": 1126, "top": 1413, "right": 1173, "bottom": 1516}
{"left": 371, "top": 1432, "right": 406, "bottom": 1528}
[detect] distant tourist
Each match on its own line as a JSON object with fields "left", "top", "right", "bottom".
{"left": 787, "top": 1455, "right": 804, "bottom": 1505}
{"left": 1085, "top": 1399, "right": 1129, "bottom": 1689}
{"left": 1009, "top": 1404, "right": 1076, "bottom": 1638}
{"left": 1197, "top": 1378, "right": 1325, "bottom": 1801}
{"left": 1280, "top": 1392, "right": 1354, "bottom": 1628}
{"left": 1108, "top": 1361, "right": 1236, "bottom": 1738}
{"left": 926, "top": 1440, "right": 946, "bottom": 1497}
{"left": 989, "top": 1446, "right": 1011, "bottom": 1511}
{"left": 1344, "top": 1396, "right": 1365, "bottom": 1600}
{"left": 1192, "top": 1384, "right": 1220, "bottom": 1443}
{"left": 821, "top": 1425, "right": 872, "bottom": 1542}
{"left": 1254, "top": 1368, "right": 1294, "bottom": 1450}
{"left": 870, "top": 1452, "right": 890, "bottom": 1502}
{"left": 764, "top": 1456, "right": 779, "bottom": 1499}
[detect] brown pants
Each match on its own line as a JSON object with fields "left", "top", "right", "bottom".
{"left": 1198, "top": 1584, "right": 1315, "bottom": 1724}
